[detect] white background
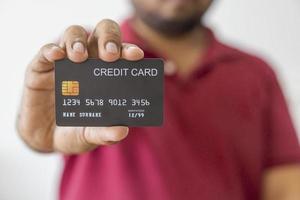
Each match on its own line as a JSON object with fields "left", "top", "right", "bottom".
{"left": 0, "top": 0, "right": 299, "bottom": 199}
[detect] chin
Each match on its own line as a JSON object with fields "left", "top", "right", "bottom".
{"left": 141, "top": 12, "right": 202, "bottom": 36}
{"left": 163, "top": 6, "right": 200, "bottom": 20}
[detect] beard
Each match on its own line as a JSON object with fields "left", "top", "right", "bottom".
{"left": 134, "top": 9, "right": 203, "bottom": 37}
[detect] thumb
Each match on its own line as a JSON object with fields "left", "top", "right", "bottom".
{"left": 53, "top": 126, "right": 129, "bottom": 154}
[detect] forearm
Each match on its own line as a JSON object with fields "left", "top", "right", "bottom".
{"left": 262, "top": 164, "right": 300, "bottom": 200}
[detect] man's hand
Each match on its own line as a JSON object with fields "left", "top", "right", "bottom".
{"left": 16, "top": 19, "right": 144, "bottom": 154}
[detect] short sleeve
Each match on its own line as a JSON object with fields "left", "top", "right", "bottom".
{"left": 264, "top": 69, "right": 300, "bottom": 168}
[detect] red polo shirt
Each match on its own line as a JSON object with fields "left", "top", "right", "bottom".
{"left": 59, "top": 19, "right": 300, "bottom": 200}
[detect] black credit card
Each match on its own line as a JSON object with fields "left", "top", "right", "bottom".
{"left": 55, "top": 58, "right": 164, "bottom": 127}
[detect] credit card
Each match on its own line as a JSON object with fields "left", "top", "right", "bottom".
{"left": 55, "top": 58, "right": 164, "bottom": 127}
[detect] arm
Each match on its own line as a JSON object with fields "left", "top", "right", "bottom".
{"left": 262, "top": 164, "right": 300, "bottom": 200}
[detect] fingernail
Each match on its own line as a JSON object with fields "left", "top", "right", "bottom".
{"left": 105, "top": 42, "right": 118, "bottom": 54}
{"left": 72, "top": 41, "right": 85, "bottom": 53}
{"left": 50, "top": 46, "right": 63, "bottom": 54}
{"left": 45, "top": 46, "right": 63, "bottom": 61}
{"left": 126, "top": 45, "right": 137, "bottom": 49}
{"left": 51, "top": 45, "right": 60, "bottom": 51}
{"left": 164, "top": 60, "right": 177, "bottom": 76}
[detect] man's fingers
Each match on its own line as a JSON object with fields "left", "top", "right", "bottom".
{"left": 121, "top": 43, "right": 144, "bottom": 61}
{"left": 61, "top": 25, "right": 88, "bottom": 63}
{"left": 88, "top": 19, "right": 122, "bottom": 62}
{"left": 26, "top": 44, "right": 65, "bottom": 90}
{"left": 54, "top": 126, "right": 129, "bottom": 154}
{"left": 29, "top": 43, "right": 65, "bottom": 72}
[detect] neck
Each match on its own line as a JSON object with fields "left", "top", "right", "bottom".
{"left": 131, "top": 15, "right": 208, "bottom": 78}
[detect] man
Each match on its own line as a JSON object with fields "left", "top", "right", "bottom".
{"left": 17, "top": 0, "right": 300, "bottom": 199}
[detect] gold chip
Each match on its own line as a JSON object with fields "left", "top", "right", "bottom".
{"left": 62, "top": 81, "right": 79, "bottom": 96}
